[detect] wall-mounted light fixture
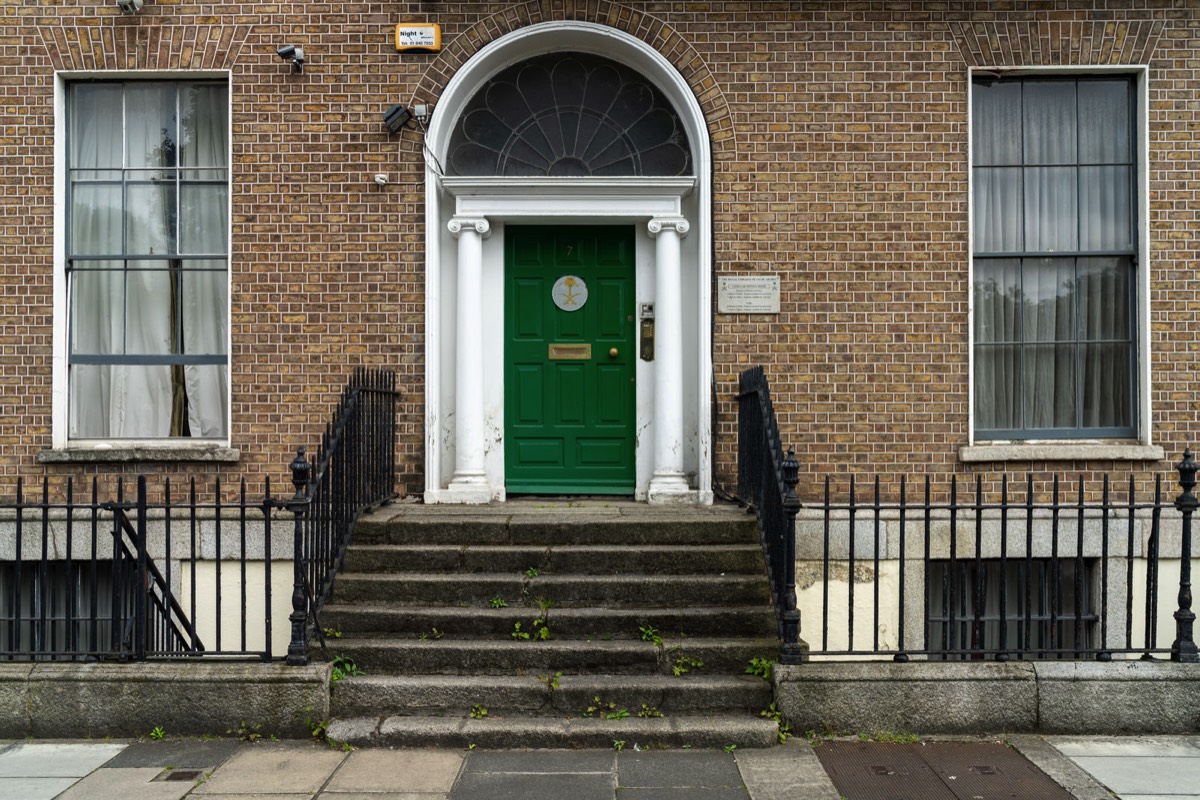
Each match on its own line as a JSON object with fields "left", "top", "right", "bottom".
{"left": 117, "top": 0, "right": 144, "bottom": 13}
{"left": 276, "top": 44, "right": 305, "bottom": 74}
{"left": 383, "top": 104, "right": 412, "bottom": 135}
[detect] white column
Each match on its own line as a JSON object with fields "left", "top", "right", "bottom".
{"left": 445, "top": 216, "right": 492, "bottom": 503}
{"left": 647, "top": 216, "right": 692, "bottom": 503}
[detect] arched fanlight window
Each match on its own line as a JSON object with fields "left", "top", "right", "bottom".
{"left": 447, "top": 52, "right": 693, "bottom": 177}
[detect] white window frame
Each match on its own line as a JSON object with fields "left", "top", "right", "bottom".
{"left": 961, "top": 65, "right": 1162, "bottom": 463}
{"left": 51, "top": 70, "right": 234, "bottom": 454}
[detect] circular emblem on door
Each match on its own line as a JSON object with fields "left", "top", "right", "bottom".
{"left": 552, "top": 275, "right": 588, "bottom": 311}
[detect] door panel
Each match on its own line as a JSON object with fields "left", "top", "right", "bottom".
{"left": 505, "top": 225, "right": 636, "bottom": 494}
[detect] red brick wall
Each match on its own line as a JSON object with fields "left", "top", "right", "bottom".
{"left": 0, "top": 2, "right": 1196, "bottom": 502}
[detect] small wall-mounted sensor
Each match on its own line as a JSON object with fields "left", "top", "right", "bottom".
{"left": 373, "top": 174, "right": 388, "bottom": 187}
{"left": 413, "top": 104, "right": 430, "bottom": 123}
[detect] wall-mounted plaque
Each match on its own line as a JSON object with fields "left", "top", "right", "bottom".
{"left": 718, "top": 275, "right": 780, "bottom": 314}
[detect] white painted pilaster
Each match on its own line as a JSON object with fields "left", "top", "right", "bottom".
{"left": 647, "top": 216, "right": 692, "bottom": 503}
{"left": 445, "top": 216, "right": 492, "bottom": 503}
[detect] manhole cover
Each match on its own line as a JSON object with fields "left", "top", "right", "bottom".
{"left": 815, "top": 742, "right": 1074, "bottom": 799}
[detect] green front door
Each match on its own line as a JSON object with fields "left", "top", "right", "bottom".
{"left": 505, "top": 225, "right": 636, "bottom": 494}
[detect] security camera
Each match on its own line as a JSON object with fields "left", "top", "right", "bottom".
{"left": 374, "top": 174, "right": 388, "bottom": 186}
{"left": 276, "top": 44, "right": 305, "bottom": 73}
{"left": 117, "top": 0, "right": 144, "bottom": 13}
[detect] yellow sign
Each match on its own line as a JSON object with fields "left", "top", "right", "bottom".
{"left": 395, "top": 23, "right": 441, "bottom": 52}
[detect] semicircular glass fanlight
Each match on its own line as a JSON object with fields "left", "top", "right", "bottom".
{"left": 447, "top": 52, "right": 693, "bottom": 177}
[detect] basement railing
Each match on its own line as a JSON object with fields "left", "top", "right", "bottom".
{"left": 736, "top": 365, "right": 1198, "bottom": 664}
{"left": 0, "top": 367, "right": 397, "bottom": 662}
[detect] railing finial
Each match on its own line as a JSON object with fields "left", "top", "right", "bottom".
{"left": 290, "top": 447, "right": 310, "bottom": 502}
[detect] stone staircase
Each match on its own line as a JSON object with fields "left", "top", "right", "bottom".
{"left": 321, "top": 501, "right": 784, "bottom": 749}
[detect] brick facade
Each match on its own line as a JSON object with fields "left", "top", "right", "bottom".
{"left": 1, "top": 1, "right": 1197, "bottom": 501}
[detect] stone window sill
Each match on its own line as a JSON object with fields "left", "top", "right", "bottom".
{"left": 37, "top": 445, "right": 241, "bottom": 464}
{"left": 959, "top": 442, "right": 1165, "bottom": 463}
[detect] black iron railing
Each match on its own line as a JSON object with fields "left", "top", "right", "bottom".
{"left": 802, "top": 464, "right": 1196, "bottom": 662}
{"left": 286, "top": 367, "right": 398, "bottom": 664}
{"left": 0, "top": 368, "right": 397, "bottom": 662}
{"left": 736, "top": 365, "right": 1198, "bottom": 664}
{"left": 736, "top": 366, "right": 804, "bottom": 663}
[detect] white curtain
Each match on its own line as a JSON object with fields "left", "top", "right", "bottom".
{"left": 972, "top": 79, "right": 1132, "bottom": 433}
{"left": 69, "top": 82, "right": 227, "bottom": 439}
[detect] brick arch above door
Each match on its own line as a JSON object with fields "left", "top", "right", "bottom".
{"left": 408, "top": 3, "right": 737, "bottom": 168}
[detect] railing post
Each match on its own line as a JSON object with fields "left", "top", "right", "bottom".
{"left": 780, "top": 448, "right": 804, "bottom": 664}
{"left": 134, "top": 476, "right": 148, "bottom": 661}
{"left": 287, "top": 447, "right": 311, "bottom": 666}
{"left": 1171, "top": 449, "right": 1198, "bottom": 662}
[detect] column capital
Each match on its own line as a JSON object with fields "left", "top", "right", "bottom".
{"left": 647, "top": 217, "right": 690, "bottom": 237}
{"left": 448, "top": 217, "right": 491, "bottom": 238}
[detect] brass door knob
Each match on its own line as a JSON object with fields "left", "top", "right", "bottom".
{"left": 609, "top": 348, "right": 619, "bottom": 358}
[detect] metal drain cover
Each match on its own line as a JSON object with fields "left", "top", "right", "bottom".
{"left": 815, "top": 741, "right": 1074, "bottom": 799}
{"left": 156, "top": 768, "right": 205, "bottom": 782}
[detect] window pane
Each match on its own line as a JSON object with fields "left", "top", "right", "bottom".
{"left": 1024, "top": 167, "right": 1077, "bottom": 252}
{"left": 68, "top": 364, "right": 174, "bottom": 438}
{"left": 180, "top": 184, "right": 228, "bottom": 254}
{"left": 126, "top": 183, "right": 175, "bottom": 255}
{"left": 972, "top": 81, "right": 1022, "bottom": 165}
{"left": 70, "top": 268, "right": 124, "bottom": 355}
{"left": 1023, "top": 81, "right": 1076, "bottom": 165}
{"left": 179, "top": 83, "right": 228, "bottom": 168}
{"left": 974, "top": 258, "right": 1020, "bottom": 343}
{"left": 1079, "top": 166, "right": 1132, "bottom": 250}
{"left": 1024, "top": 344, "right": 1076, "bottom": 429}
{"left": 1078, "top": 80, "right": 1130, "bottom": 164}
{"left": 1081, "top": 344, "right": 1132, "bottom": 428}
{"left": 71, "top": 185, "right": 123, "bottom": 255}
{"left": 183, "top": 364, "right": 228, "bottom": 438}
{"left": 125, "top": 84, "right": 176, "bottom": 169}
{"left": 1021, "top": 258, "right": 1075, "bottom": 344}
{"left": 124, "top": 263, "right": 174, "bottom": 355}
{"left": 975, "top": 344, "right": 1020, "bottom": 430}
{"left": 182, "top": 266, "right": 227, "bottom": 355}
{"left": 1077, "top": 257, "right": 1131, "bottom": 341}
{"left": 71, "top": 85, "right": 123, "bottom": 169}
{"left": 973, "top": 167, "right": 1022, "bottom": 252}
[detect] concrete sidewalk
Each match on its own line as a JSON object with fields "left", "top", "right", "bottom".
{"left": 0, "top": 735, "right": 1195, "bottom": 799}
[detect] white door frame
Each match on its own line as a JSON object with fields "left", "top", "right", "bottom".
{"left": 422, "top": 22, "right": 713, "bottom": 504}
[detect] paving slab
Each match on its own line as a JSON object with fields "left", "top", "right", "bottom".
{"left": 734, "top": 742, "right": 841, "bottom": 800}
{"left": 615, "top": 790, "right": 747, "bottom": 799}
{"left": 102, "top": 739, "right": 243, "bottom": 769}
{"left": 1049, "top": 736, "right": 1200, "bottom": 758}
{"left": 56, "top": 766, "right": 195, "bottom": 800}
{"left": 1069, "top": 755, "right": 1200, "bottom": 796}
{"left": 0, "top": 776, "right": 78, "bottom": 799}
{"left": 451, "top": 770, "right": 615, "bottom": 800}
{"left": 0, "top": 741, "right": 127, "bottom": 777}
{"left": 617, "top": 750, "right": 743, "bottom": 788}
{"left": 464, "top": 749, "right": 615, "bottom": 774}
{"left": 326, "top": 749, "right": 463, "bottom": 793}
{"left": 1003, "top": 736, "right": 1115, "bottom": 800}
{"left": 191, "top": 742, "right": 347, "bottom": 795}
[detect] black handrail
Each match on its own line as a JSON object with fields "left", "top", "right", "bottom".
{"left": 286, "top": 367, "right": 398, "bottom": 664}
{"left": 736, "top": 366, "right": 804, "bottom": 664}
